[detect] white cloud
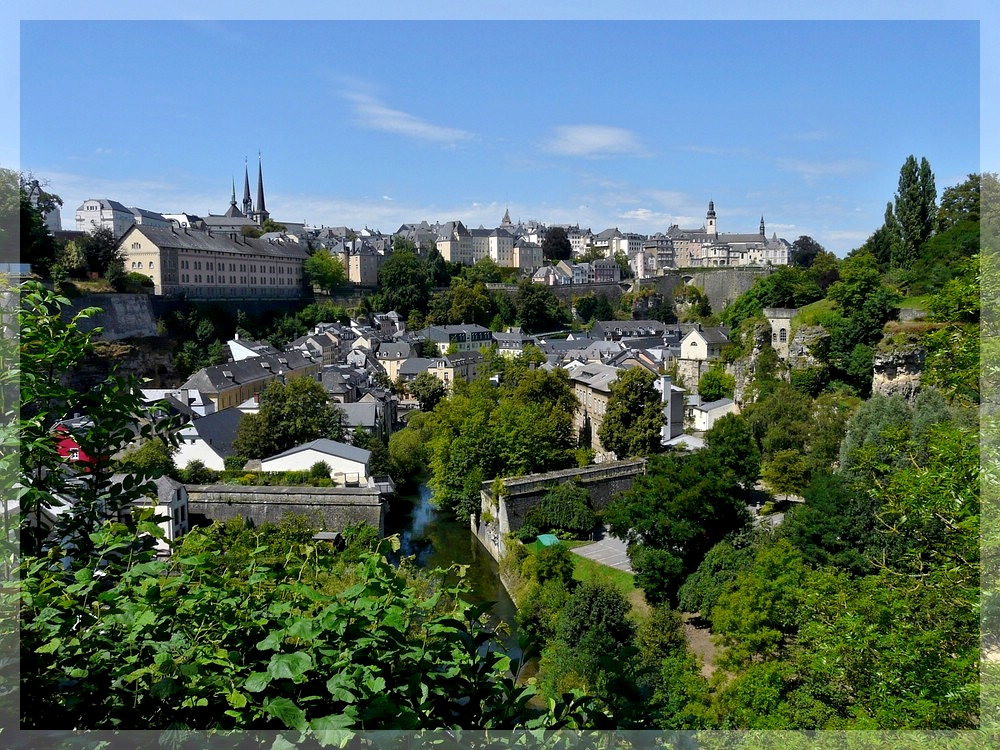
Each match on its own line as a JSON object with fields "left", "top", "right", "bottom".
{"left": 545, "top": 125, "right": 647, "bottom": 158}
{"left": 342, "top": 91, "right": 473, "bottom": 145}
{"left": 775, "top": 157, "right": 871, "bottom": 182}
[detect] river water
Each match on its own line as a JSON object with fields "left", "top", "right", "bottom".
{"left": 383, "top": 483, "right": 522, "bottom": 658}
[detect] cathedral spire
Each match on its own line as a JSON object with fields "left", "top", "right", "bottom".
{"left": 242, "top": 158, "right": 253, "bottom": 216}
{"left": 760, "top": 215, "right": 765, "bottom": 237}
{"left": 256, "top": 153, "right": 267, "bottom": 218}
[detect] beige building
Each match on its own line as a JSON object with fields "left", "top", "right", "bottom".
{"left": 763, "top": 307, "right": 798, "bottom": 360}
{"left": 564, "top": 360, "right": 620, "bottom": 461}
{"left": 119, "top": 225, "right": 307, "bottom": 299}
{"left": 427, "top": 351, "right": 484, "bottom": 390}
{"left": 680, "top": 324, "right": 731, "bottom": 361}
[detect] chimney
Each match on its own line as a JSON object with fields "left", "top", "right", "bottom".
{"left": 661, "top": 374, "right": 673, "bottom": 441}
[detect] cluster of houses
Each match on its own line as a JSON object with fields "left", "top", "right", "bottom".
{"left": 64, "top": 159, "right": 791, "bottom": 301}
{"left": 35, "top": 302, "right": 801, "bottom": 557}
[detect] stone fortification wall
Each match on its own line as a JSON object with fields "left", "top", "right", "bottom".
{"left": 487, "top": 282, "right": 626, "bottom": 308}
{"left": 473, "top": 460, "right": 646, "bottom": 562}
{"left": 648, "top": 267, "right": 771, "bottom": 315}
{"left": 67, "top": 294, "right": 159, "bottom": 340}
{"left": 187, "top": 484, "right": 386, "bottom": 535}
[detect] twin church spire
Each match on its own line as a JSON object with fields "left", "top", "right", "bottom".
{"left": 226, "top": 154, "right": 269, "bottom": 224}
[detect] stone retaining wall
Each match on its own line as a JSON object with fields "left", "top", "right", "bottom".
{"left": 473, "top": 459, "right": 646, "bottom": 562}
{"left": 187, "top": 484, "right": 386, "bottom": 535}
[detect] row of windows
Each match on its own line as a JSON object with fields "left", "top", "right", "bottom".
{"left": 175, "top": 258, "right": 297, "bottom": 275}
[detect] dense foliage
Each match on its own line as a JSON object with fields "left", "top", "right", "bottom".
{"left": 232, "top": 376, "right": 346, "bottom": 460}
{"left": 424, "top": 364, "right": 578, "bottom": 519}
{"left": 596, "top": 367, "right": 666, "bottom": 459}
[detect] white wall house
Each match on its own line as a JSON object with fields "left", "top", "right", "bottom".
{"left": 260, "top": 439, "right": 371, "bottom": 486}
{"left": 680, "top": 325, "right": 731, "bottom": 361}
{"left": 76, "top": 198, "right": 136, "bottom": 237}
{"left": 686, "top": 396, "right": 737, "bottom": 432}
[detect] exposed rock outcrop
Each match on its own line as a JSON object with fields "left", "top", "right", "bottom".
{"left": 787, "top": 325, "right": 829, "bottom": 370}
{"left": 732, "top": 321, "right": 778, "bottom": 407}
{"left": 872, "top": 339, "right": 926, "bottom": 402}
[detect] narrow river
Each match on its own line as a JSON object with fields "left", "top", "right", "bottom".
{"left": 383, "top": 483, "right": 522, "bottom": 658}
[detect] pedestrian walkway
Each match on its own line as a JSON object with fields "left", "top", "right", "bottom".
{"left": 570, "top": 526, "right": 633, "bottom": 573}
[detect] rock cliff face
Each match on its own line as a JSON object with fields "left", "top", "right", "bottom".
{"left": 732, "top": 321, "right": 777, "bottom": 407}
{"left": 872, "top": 342, "right": 926, "bottom": 402}
{"left": 787, "top": 325, "right": 829, "bottom": 370}
{"left": 65, "top": 338, "right": 179, "bottom": 392}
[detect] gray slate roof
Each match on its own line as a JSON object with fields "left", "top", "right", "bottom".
{"left": 130, "top": 225, "right": 309, "bottom": 260}
{"left": 264, "top": 439, "right": 370, "bottom": 465}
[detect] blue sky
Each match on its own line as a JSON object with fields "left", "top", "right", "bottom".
{"left": 8, "top": 3, "right": 994, "bottom": 256}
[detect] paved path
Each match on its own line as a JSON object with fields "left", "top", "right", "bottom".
{"left": 571, "top": 527, "right": 633, "bottom": 573}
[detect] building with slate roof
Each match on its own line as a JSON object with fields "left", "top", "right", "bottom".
{"left": 419, "top": 324, "right": 493, "bottom": 355}
{"left": 75, "top": 198, "right": 139, "bottom": 237}
{"left": 680, "top": 324, "right": 732, "bottom": 361}
{"left": 259, "top": 439, "right": 370, "bottom": 486}
{"left": 564, "top": 360, "right": 622, "bottom": 461}
{"left": 436, "top": 221, "right": 473, "bottom": 264}
{"left": 493, "top": 328, "right": 538, "bottom": 358}
{"left": 591, "top": 319, "right": 669, "bottom": 341}
{"left": 180, "top": 351, "right": 321, "bottom": 412}
{"left": 427, "top": 351, "right": 484, "bottom": 391}
{"left": 118, "top": 224, "right": 307, "bottom": 299}
{"left": 667, "top": 202, "right": 790, "bottom": 268}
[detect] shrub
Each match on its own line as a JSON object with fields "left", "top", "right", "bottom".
{"left": 310, "top": 460, "right": 333, "bottom": 479}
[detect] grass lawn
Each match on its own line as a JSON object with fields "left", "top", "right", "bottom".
{"left": 571, "top": 554, "right": 650, "bottom": 620}
{"left": 519, "top": 538, "right": 650, "bottom": 619}
{"left": 898, "top": 294, "right": 932, "bottom": 311}
{"left": 792, "top": 297, "right": 835, "bottom": 326}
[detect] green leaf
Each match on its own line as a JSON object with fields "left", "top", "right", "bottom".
{"left": 257, "top": 629, "right": 286, "bottom": 651}
{"left": 245, "top": 671, "right": 271, "bottom": 693}
{"left": 310, "top": 714, "right": 357, "bottom": 748}
{"left": 267, "top": 651, "right": 312, "bottom": 681}
{"left": 325, "top": 674, "right": 356, "bottom": 703}
{"left": 227, "top": 690, "right": 248, "bottom": 709}
{"left": 35, "top": 638, "right": 61, "bottom": 654}
{"left": 265, "top": 697, "right": 308, "bottom": 731}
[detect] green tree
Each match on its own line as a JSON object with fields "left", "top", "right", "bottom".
{"left": 704, "top": 413, "right": 760, "bottom": 488}
{"left": 116, "top": 436, "right": 176, "bottom": 477}
{"left": 378, "top": 249, "right": 431, "bottom": 318}
{"left": 12, "top": 281, "right": 180, "bottom": 558}
{"left": 574, "top": 292, "right": 615, "bottom": 324}
{"left": 936, "top": 173, "right": 980, "bottom": 233}
{"left": 697, "top": 363, "right": 735, "bottom": 402}
{"left": 515, "top": 278, "right": 569, "bottom": 333}
{"left": 303, "top": 248, "right": 347, "bottom": 293}
{"left": 597, "top": 367, "right": 665, "bottom": 459}
{"left": 761, "top": 449, "right": 811, "bottom": 497}
{"left": 521, "top": 481, "right": 596, "bottom": 539}
{"left": 891, "top": 155, "right": 937, "bottom": 269}
{"left": 232, "top": 377, "right": 345, "bottom": 459}
{"left": 789, "top": 235, "right": 825, "bottom": 268}
{"left": 605, "top": 450, "right": 751, "bottom": 605}
{"left": 79, "top": 226, "right": 124, "bottom": 277}
{"left": 541, "top": 225, "right": 572, "bottom": 262}
{"left": 410, "top": 370, "right": 447, "bottom": 411}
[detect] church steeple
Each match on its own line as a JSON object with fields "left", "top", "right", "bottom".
{"left": 242, "top": 159, "right": 253, "bottom": 216}
{"left": 501, "top": 206, "right": 512, "bottom": 227}
{"left": 224, "top": 176, "right": 245, "bottom": 218}
{"left": 706, "top": 200, "right": 717, "bottom": 237}
{"left": 254, "top": 153, "right": 268, "bottom": 224}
